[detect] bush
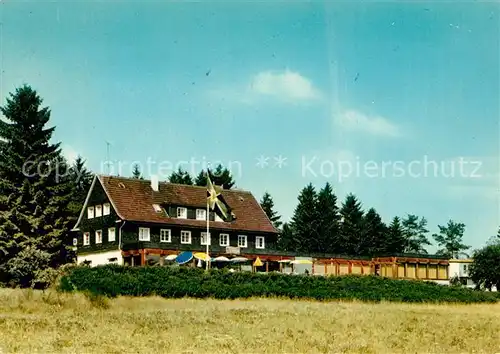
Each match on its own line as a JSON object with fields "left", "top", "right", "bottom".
{"left": 58, "top": 265, "right": 499, "bottom": 303}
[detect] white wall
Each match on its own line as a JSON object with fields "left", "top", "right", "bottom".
{"left": 77, "top": 250, "right": 122, "bottom": 267}
{"left": 449, "top": 261, "right": 471, "bottom": 278}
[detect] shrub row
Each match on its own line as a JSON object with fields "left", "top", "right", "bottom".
{"left": 58, "top": 265, "right": 499, "bottom": 303}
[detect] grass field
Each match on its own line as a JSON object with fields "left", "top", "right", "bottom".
{"left": 0, "top": 288, "right": 499, "bottom": 353}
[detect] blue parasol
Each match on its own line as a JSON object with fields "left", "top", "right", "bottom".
{"left": 175, "top": 251, "right": 193, "bottom": 265}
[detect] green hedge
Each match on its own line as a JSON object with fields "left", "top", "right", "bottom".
{"left": 58, "top": 265, "right": 499, "bottom": 303}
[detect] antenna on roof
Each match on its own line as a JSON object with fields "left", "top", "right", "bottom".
{"left": 104, "top": 141, "right": 112, "bottom": 176}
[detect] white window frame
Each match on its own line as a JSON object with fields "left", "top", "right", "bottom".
{"left": 181, "top": 230, "right": 191, "bottom": 244}
{"left": 95, "top": 230, "right": 102, "bottom": 244}
{"left": 219, "top": 233, "right": 229, "bottom": 247}
{"left": 214, "top": 213, "right": 223, "bottom": 222}
{"left": 196, "top": 209, "right": 206, "bottom": 221}
{"left": 160, "top": 229, "right": 171, "bottom": 243}
{"left": 177, "top": 207, "right": 187, "bottom": 219}
{"left": 256, "top": 236, "right": 265, "bottom": 249}
{"left": 103, "top": 203, "right": 111, "bottom": 215}
{"left": 87, "top": 206, "right": 94, "bottom": 219}
{"left": 200, "top": 232, "right": 211, "bottom": 245}
{"left": 108, "top": 227, "right": 116, "bottom": 242}
{"left": 139, "top": 227, "right": 150, "bottom": 241}
{"left": 83, "top": 232, "right": 90, "bottom": 245}
{"left": 238, "top": 235, "right": 247, "bottom": 248}
{"left": 95, "top": 204, "right": 102, "bottom": 217}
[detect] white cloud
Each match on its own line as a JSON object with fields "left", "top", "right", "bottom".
{"left": 62, "top": 145, "right": 79, "bottom": 164}
{"left": 250, "top": 69, "right": 321, "bottom": 101}
{"left": 334, "top": 110, "right": 401, "bottom": 137}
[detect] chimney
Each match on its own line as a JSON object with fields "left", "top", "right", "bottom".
{"left": 151, "top": 175, "right": 159, "bottom": 192}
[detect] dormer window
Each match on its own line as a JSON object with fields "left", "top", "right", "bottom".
{"left": 87, "top": 206, "right": 94, "bottom": 219}
{"left": 177, "top": 207, "right": 187, "bottom": 219}
{"left": 196, "top": 209, "right": 206, "bottom": 220}
{"left": 103, "top": 203, "right": 110, "bottom": 215}
{"left": 153, "top": 204, "right": 162, "bottom": 213}
{"left": 95, "top": 205, "right": 102, "bottom": 217}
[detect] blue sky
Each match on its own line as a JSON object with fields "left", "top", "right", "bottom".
{"left": 2, "top": 1, "right": 498, "bottom": 251}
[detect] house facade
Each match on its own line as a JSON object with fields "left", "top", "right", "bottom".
{"left": 72, "top": 175, "right": 279, "bottom": 267}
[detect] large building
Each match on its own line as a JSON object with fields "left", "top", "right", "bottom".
{"left": 72, "top": 175, "right": 451, "bottom": 285}
{"left": 72, "top": 175, "right": 279, "bottom": 267}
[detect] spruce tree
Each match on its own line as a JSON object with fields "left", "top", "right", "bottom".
{"left": 260, "top": 192, "right": 282, "bottom": 229}
{"left": 168, "top": 167, "right": 193, "bottom": 185}
{"left": 385, "top": 216, "right": 406, "bottom": 254}
{"left": 361, "top": 208, "right": 387, "bottom": 256}
{"left": 132, "top": 163, "right": 142, "bottom": 179}
{"left": 289, "top": 184, "right": 319, "bottom": 253}
{"left": 277, "top": 222, "right": 295, "bottom": 251}
{"left": 0, "top": 85, "right": 74, "bottom": 287}
{"left": 339, "top": 193, "right": 364, "bottom": 255}
{"left": 401, "top": 214, "right": 431, "bottom": 254}
{"left": 432, "top": 219, "right": 470, "bottom": 258}
{"left": 315, "top": 182, "right": 341, "bottom": 254}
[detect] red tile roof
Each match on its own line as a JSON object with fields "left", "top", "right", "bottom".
{"left": 98, "top": 175, "right": 278, "bottom": 234}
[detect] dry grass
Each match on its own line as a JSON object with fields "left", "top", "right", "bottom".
{"left": 0, "top": 288, "right": 499, "bottom": 353}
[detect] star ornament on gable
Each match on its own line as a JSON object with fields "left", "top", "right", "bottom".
{"left": 207, "top": 173, "right": 234, "bottom": 222}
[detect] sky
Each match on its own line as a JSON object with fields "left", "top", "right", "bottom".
{"left": 1, "top": 0, "right": 499, "bottom": 251}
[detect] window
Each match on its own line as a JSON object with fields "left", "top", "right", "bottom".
{"left": 103, "top": 203, "right": 111, "bottom": 215}
{"left": 238, "top": 235, "right": 247, "bottom": 248}
{"left": 160, "top": 229, "right": 171, "bottom": 243}
{"left": 214, "top": 213, "right": 223, "bottom": 222}
{"left": 201, "top": 232, "right": 211, "bottom": 245}
{"left": 153, "top": 204, "right": 162, "bottom": 213}
{"left": 219, "top": 233, "right": 229, "bottom": 247}
{"left": 83, "top": 232, "right": 90, "bottom": 245}
{"left": 73, "top": 238, "right": 78, "bottom": 246}
{"left": 108, "top": 228, "right": 116, "bottom": 242}
{"left": 87, "top": 206, "right": 94, "bottom": 219}
{"left": 463, "top": 265, "right": 468, "bottom": 272}
{"left": 181, "top": 230, "right": 191, "bottom": 244}
{"left": 256, "top": 236, "right": 265, "bottom": 249}
{"left": 139, "top": 227, "right": 150, "bottom": 241}
{"left": 196, "top": 209, "right": 206, "bottom": 220}
{"left": 95, "top": 204, "right": 102, "bottom": 217}
{"left": 95, "top": 230, "right": 102, "bottom": 244}
{"left": 177, "top": 207, "right": 187, "bottom": 219}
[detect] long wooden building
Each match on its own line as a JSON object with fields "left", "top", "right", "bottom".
{"left": 72, "top": 175, "right": 450, "bottom": 284}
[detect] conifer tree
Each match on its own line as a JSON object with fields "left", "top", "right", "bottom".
{"left": 339, "top": 194, "right": 364, "bottom": 255}
{"left": 260, "top": 192, "right": 282, "bottom": 229}
{"left": 432, "top": 219, "right": 470, "bottom": 258}
{"left": 315, "top": 182, "right": 341, "bottom": 253}
{"left": 361, "top": 208, "right": 387, "bottom": 256}
{"left": 385, "top": 216, "right": 406, "bottom": 254}
{"left": 289, "top": 184, "right": 319, "bottom": 253}
{"left": 0, "top": 85, "right": 74, "bottom": 287}
{"left": 168, "top": 167, "right": 193, "bottom": 185}
{"left": 401, "top": 214, "right": 431, "bottom": 254}
{"left": 277, "top": 222, "right": 295, "bottom": 251}
{"left": 132, "top": 163, "right": 142, "bottom": 179}
{"left": 195, "top": 164, "right": 235, "bottom": 189}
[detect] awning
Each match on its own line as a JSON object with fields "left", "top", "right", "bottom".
{"left": 278, "top": 259, "right": 291, "bottom": 263}
{"left": 165, "top": 254, "right": 177, "bottom": 261}
{"left": 212, "top": 256, "right": 230, "bottom": 262}
{"left": 194, "top": 252, "right": 211, "bottom": 262}
{"left": 253, "top": 257, "right": 263, "bottom": 267}
{"left": 175, "top": 251, "right": 193, "bottom": 265}
{"left": 290, "top": 259, "right": 313, "bottom": 265}
{"left": 231, "top": 257, "right": 248, "bottom": 263}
